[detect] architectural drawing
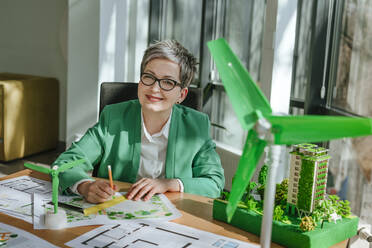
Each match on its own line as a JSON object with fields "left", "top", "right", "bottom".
{"left": 33, "top": 193, "right": 181, "bottom": 229}
{"left": 0, "top": 176, "right": 52, "bottom": 195}
{"left": 0, "top": 223, "right": 57, "bottom": 248}
{"left": 0, "top": 176, "right": 52, "bottom": 223}
{"left": 0, "top": 186, "right": 33, "bottom": 223}
{"left": 65, "top": 221, "right": 259, "bottom": 248}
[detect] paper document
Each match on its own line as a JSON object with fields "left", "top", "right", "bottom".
{"left": 0, "top": 222, "right": 58, "bottom": 248}
{"left": 65, "top": 221, "right": 260, "bottom": 248}
{"left": 0, "top": 176, "right": 51, "bottom": 223}
{"left": 0, "top": 176, "right": 52, "bottom": 195}
{"left": 34, "top": 192, "right": 181, "bottom": 229}
{"left": 0, "top": 186, "right": 33, "bottom": 223}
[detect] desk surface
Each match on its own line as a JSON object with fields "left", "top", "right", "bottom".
{"left": 0, "top": 170, "right": 347, "bottom": 248}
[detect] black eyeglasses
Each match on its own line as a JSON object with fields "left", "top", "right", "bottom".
{"left": 140, "top": 73, "right": 182, "bottom": 91}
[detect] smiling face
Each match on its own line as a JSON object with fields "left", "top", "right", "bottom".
{"left": 138, "top": 58, "right": 188, "bottom": 116}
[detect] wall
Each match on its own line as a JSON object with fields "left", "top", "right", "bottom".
{"left": 66, "top": 0, "right": 100, "bottom": 146}
{"left": 67, "top": 0, "right": 148, "bottom": 147}
{"left": 99, "top": 0, "right": 128, "bottom": 86}
{"left": 0, "top": 0, "right": 68, "bottom": 141}
{"left": 270, "top": 0, "right": 297, "bottom": 114}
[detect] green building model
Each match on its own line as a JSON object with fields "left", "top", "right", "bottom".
{"left": 286, "top": 143, "right": 331, "bottom": 215}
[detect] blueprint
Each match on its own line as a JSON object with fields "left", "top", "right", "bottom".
{"left": 0, "top": 176, "right": 52, "bottom": 195}
{"left": 0, "top": 176, "right": 52, "bottom": 223}
{"left": 65, "top": 221, "right": 260, "bottom": 248}
{"left": 0, "top": 222, "right": 57, "bottom": 248}
{"left": 0, "top": 186, "right": 33, "bottom": 223}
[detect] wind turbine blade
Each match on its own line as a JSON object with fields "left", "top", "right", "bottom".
{"left": 57, "top": 159, "right": 85, "bottom": 173}
{"left": 208, "top": 38, "right": 272, "bottom": 130}
{"left": 24, "top": 163, "right": 52, "bottom": 174}
{"left": 52, "top": 176, "right": 59, "bottom": 214}
{"left": 268, "top": 115, "right": 372, "bottom": 144}
{"left": 226, "top": 130, "right": 267, "bottom": 222}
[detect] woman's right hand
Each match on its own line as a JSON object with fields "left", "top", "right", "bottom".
{"left": 77, "top": 180, "right": 117, "bottom": 203}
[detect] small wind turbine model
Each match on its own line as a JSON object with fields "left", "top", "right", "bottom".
{"left": 207, "top": 38, "right": 372, "bottom": 248}
{"left": 24, "top": 159, "right": 85, "bottom": 229}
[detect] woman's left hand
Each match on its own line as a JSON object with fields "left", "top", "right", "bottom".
{"left": 127, "top": 178, "right": 180, "bottom": 201}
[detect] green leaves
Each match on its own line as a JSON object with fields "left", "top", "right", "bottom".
{"left": 275, "top": 179, "right": 288, "bottom": 207}
{"left": 273, "top": 206, "right": 284, "bottom": 221}
{"left": 311, "top": 195, "right": 351, "bottom": 223}
{"left": 297, "top": 159, "right": 315, "bottom": 212}
{"left": 258, "top": 165, "right": 268, "bottom": 186}
{"left": 337, "top": 200, "right": 351, "bottom": 218}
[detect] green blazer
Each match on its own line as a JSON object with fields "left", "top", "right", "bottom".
{"left": 54, "top": 100, "right": 225, "bottom": 198}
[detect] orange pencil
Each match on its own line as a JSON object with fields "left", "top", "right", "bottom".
{"left": 107, "top": 165, "right": 113, "bottom": 190}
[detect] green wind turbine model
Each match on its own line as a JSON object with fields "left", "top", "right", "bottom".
{"left": 207, "top": 38, "right": 372, "bottom": 248}
{"left": 24, "top": 159, "right": 85, "bottom": 229}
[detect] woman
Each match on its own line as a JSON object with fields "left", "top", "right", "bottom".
{"left": 54, "top": 40, "right": 225, "bottom": 203}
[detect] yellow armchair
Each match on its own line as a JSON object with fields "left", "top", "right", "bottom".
{"left": 0, "top": 73, "right": 59, "bottom": 161}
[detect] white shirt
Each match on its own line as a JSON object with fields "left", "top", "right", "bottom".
{"left": 137, "top": 111, "right": 170, "bottom": 179}
{"left": 70, "top": 110, "right": 184, "bottom": 194}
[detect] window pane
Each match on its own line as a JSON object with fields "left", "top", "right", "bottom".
{"left": 291, "top": 0, "right": 315, "bottom": 100}
{"left": 225, "top": 0, "right": 265, "bottom": 81}
{"left": 149, "top": 0, "right": 202, "bottom": 84}
{"left": 331, "top": 0, "right": 372, "bottom": 117}
{"left": 327, "top": 137, "right": 372, "bottom": 223}
{"left": 289, "top": 106, "right": 304, "bottom": 115}
{"left": 211, "top": 90, "right": 247, "bottom": 149}
{"left": 212, "top": 0, "right": 265, "bottom": 150}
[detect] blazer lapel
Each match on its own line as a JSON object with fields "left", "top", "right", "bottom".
{"left": 128, "top": 101, "right": 142, "bottom": 182}
{"left": 165, "top": 106, "right": 179, "bottom": 178}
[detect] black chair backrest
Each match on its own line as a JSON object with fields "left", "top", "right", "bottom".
{"left": 99, "top": 82, "right": 203, "bottom": 116}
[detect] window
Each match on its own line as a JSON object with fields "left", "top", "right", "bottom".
{"left": 208, "top": 0, "right": 266, "bottom": 150}
{"left": 290, "top": 0, "right": 372, "bottom": 223}
{"left": 148, "top": 0, "right": 266, "bottom": 151}
{"left": 148, "top": 0, "right": 203, "bottom": 85}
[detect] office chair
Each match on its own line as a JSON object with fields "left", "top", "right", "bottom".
{"left": 99, "top": 82, "right": 203, "bottom": 116}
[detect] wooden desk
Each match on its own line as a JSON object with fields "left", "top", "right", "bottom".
{"left": 0, "top": 170, "right": 348, "bottom": 248}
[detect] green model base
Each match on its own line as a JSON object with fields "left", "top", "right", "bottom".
{"left": 213, "top": 200, "right": 359, "bottom": 248}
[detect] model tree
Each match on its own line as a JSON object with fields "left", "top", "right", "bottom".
{"left": 300, "top": 216, "right": 316, "bottom": 232}
{"left": 257, "top": 164, "right": 268, "bottom": 200}
{"left": 337, "top": 200, "right": 351, "bottom": 218}
{"left": 275, "top": 178, "right": 288, "bottom": 207}
{"left": 258, "top": 164, "right": 268, "bottom": 185}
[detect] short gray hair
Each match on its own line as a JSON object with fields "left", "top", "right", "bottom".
{"left": 140, "top": 40, "right": 198, "bottom": 88}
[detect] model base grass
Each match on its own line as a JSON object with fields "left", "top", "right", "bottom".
{"left": 213, "top": 199, "right": 358, "bottom": 248}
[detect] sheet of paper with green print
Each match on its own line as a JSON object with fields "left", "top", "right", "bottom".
{"left": 33, "top": 192, "right": 181, "bottom": 229}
